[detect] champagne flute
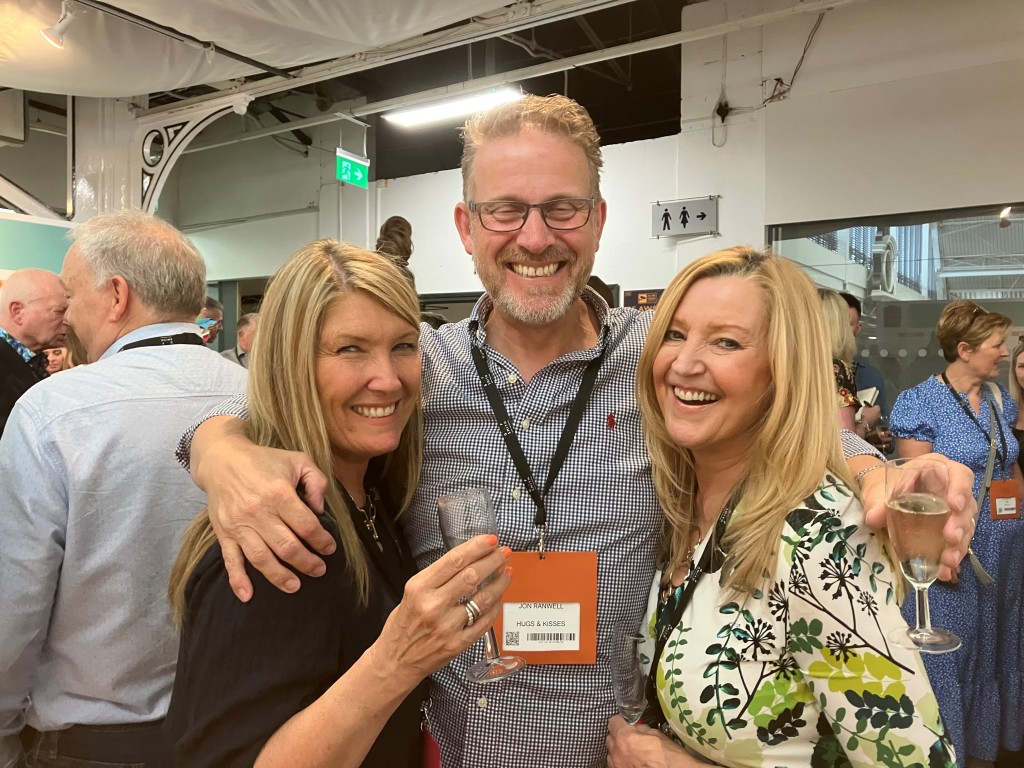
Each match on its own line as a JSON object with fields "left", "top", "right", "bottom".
{"left": 885, "top": 457, "right": 962, "bottom": 654}
{"left": 437, "top": 488, "right": 526, "bottom": 683}
{"left": 611, "top": 623, "right": 648, "bottom": 724}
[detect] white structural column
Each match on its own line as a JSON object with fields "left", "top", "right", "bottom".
{"left": 72, "top": 93, "right": 252, "bottom": 219}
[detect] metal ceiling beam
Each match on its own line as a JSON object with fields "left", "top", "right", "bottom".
{"left": 182, "top": 111, "right": 369, "bottom": 154}
{"left": 574, "top": 16, "right": 632, "bottom": 89}
{"left": 134, "top": 0, "right": 638, "bottom": 118}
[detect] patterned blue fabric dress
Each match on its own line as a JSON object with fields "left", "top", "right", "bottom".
{"left": 891, "top": 375, "right": 1024, "bottom": 764}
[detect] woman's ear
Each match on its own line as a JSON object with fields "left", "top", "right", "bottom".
{"left": 956, "top": 340, "right": 973, "bottom": 361}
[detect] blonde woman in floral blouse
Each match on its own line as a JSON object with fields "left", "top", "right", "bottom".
{"left": 605, "top": 248, "right": 955, "bottom": 768}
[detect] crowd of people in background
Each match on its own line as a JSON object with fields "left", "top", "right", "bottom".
{"left": 0, "top": 92, "right": 1017, "bottom": 768}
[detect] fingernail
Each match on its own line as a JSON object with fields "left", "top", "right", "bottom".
{"left": 500, "top": 546, "right": 512, "bottom": 558}
{"left": 503, "top": 564, "right": 513, "bottom": 577}
{"left": 284, "top": 579, "right": 300, "bottom": 593}
{"left": 954, "top": 494, "right": 966, "bottom": 510}
{"left": 486, "top": 534, "right": 499, "bottom": 547}
{"left": 311, "top": 563, "right": 326, "bottom": 577}
{"left": 322, "top": 541, "right": 337, "bottom": 555}
{"left": 237, "top": 587, "right": 251, "bottom": 602}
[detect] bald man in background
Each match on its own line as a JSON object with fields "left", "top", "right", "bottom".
{"left": 0, "top": 269, "right": 69, "bottom": 435}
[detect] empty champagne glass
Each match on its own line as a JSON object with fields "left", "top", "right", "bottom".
{"left": 885, "top": 457, "right": 961, "bottom": 654}
{"left": 437, "top": 488, "right": 526, "bottom": 683}
{"left": 612, "top": 623, "right": 648, "bottom": 724}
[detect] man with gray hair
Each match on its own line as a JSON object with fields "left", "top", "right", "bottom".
{"left": 221, "top": 311, "right": 259, "bottom": 368}
{"left": 0, "top": 268, "right": 69, "bottom": 435}
{"left": 0, "top": 210, "right": 247, "bottom": 767}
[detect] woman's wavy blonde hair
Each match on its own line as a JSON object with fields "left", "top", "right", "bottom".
{"left": 637, "top": 247, "right": 854, "bottom": 596}
{"left": 169, "top": 240, "right": 424, "bottom": 621}
{"left": 1010, "top": 341, "right": 1024, "bottom": 405}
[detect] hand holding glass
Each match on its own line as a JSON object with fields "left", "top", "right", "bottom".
{"left": 437, "top": 488, "right": 526, "bottom": 683}
{"left": 611, "top": 624, "right": 648, "bottom": 724}
{"left": 885, "top": 458, "right": 961, "bottom": 654}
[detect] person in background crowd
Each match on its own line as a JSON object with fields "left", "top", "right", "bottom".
{"left": 61, "top": 328, "right": 87, "bottom": 370}
{"left": 43, "top": 347, "right": 65, "bottom": 374}
{"left": 375, "top": 215, "right": 448, "bottom": 329}
{"left": 0, "top": 268, "right": 69, "bottom": 435}
{"left": 606, "top": 247, "right": 954, "bottom": 767}
{"left": 840, "top": 292, "right": 888, "bottom": 413}
{"left": 0, "top": 210, "right": 247, "bottom": 768}
{"left": 221, "top": 312, "right": 259, "bottom": 368}
{"left": 197, "top": 296, "right": 224, "bottom": 344}
{"left": 175, "top": 95, "right": 978, "bottom": 768}
{"left": 1009, "top": 340, "right": 1024, "bottom": 477}
{"left": 891, "top": 299, "right": 1024, "bottom": 767}
{"left": 164, "top": 240, "right": 510, "bottom": 767}
{"left": 819, "top": 288, "right": 880, "bottom": 438}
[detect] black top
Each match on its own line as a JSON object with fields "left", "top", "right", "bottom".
{"left": 164, "top": 492, "right": 424, "bottom": 767}
{"left": 0, "top": 338, "right": 47, "bottom": 436}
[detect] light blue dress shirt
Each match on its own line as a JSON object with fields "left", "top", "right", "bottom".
{"left": 0, "top": 323, "right": 247, "bottom": 767}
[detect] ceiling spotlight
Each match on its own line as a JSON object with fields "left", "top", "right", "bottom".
{"left": 383, "top": 88, "right": 523, "bottom": 128}
{"left": 999, "top": 206, "right": 1012, "bottom": 228}
{"left": 41, "top": 2, "right": 77, "bottom": 50}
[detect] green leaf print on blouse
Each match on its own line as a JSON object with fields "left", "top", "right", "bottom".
{"left": 660, "top": 626, "right": 718, "bottom": 748}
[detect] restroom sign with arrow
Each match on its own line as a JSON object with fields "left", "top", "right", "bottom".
{"left": 650, "top": 196, "right": 719, "bottom": 238}
{"left": 336, "top": 148, "right": 371, "bottom": 189}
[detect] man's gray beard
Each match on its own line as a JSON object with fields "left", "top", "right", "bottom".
{"left": 491, "top": 282, "right": 582, "bottom": 326}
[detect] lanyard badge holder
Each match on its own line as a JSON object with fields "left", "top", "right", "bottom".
{"left": 469, "top": 324, "right": 603, "bottom": 664}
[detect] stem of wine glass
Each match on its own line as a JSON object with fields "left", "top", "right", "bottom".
{"left": 482, "top": 629, "right": 500, "bottom": 661}
{"left": 914, "top": 583, "right": 933, "bottom": 634}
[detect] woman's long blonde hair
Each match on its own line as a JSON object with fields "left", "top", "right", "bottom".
{"left": 169, "top": 241, "right": 424, "bottom": 621}
{"left": 637, "top": 247, "right": 853, "bottom": 596}
{"left": 1010, "top": 341, "right": 1024, "bottom": 405}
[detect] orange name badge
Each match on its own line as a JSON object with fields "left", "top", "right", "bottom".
{"left": 989, "top": 479, "right": 1021, "bottom": 520}
{"left": 494, "top": 551, "right": 597, "bottom": 665}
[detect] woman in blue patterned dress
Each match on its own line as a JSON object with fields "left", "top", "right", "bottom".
{"left": 606, "top": 247, "right": 955, "bottom": 768}
{"left": 891, "top": 300, "right": 1024, "bottom": 768}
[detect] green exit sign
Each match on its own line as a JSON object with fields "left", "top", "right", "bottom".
{"left": 336, "top": 149, "right": 370, "bottom": 189}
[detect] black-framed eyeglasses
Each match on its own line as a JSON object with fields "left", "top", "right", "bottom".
{"left": 469, "top": 198, "right": 596, "bottom": 232}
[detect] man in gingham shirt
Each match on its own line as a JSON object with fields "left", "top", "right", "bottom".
{"left": 181, "top": 95, "right": 974, "bottom": 767}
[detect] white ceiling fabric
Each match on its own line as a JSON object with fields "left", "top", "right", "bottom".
{"left": 0, "top": 0, "right": 508, "bottom": 97}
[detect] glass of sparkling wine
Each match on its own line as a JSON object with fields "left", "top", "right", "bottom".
{"left": 437, "top": 488, "right": 526, "bottom": 683}
{"left": 885, "top": 457, "right": 962, "bottom": 653}
{"left": 611, "top": 623, "right": 648, "bottom": 724}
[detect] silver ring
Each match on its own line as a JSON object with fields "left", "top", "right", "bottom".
{"left": 464, "top": 603, "right": 477, "bottom": 628}
{"left": 466, "top": 599, "right": 481, "bottom": 620}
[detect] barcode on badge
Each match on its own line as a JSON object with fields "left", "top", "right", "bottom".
{"left": 526, "top": 632, "right": 577, "bottom": 642}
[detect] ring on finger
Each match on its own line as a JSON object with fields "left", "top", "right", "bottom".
{"left": 466, "top": 599, "right": 482, "bottom": 624}
{"left": 464, "top": 603, "right": 477, "bottom": 628}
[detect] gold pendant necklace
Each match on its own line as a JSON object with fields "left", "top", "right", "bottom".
{"left": 357, "top": 491, "right": 383, "bottom": 552}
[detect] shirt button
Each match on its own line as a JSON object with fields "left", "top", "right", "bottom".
{"left": 512, "top": 489, "right": 522, "bottom": 500}
{"left": 507, "top": 374, "right": 518, "bottom": 384}
{"left": 477, "top": 697, "right": 488, "bottom": 709}
{"left": 521, "top": 418, "right": 530, "bottom": 429}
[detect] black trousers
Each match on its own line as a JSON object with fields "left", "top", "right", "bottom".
{"left": 21, "top": 722, "right": 165, "bottom": 768}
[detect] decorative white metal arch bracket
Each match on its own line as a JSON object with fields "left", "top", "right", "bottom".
{"left": 131, "top": 93, "right": 253, "bottom": 213}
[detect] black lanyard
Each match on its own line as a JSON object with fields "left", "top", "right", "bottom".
{"left": 941, "top": 374, "right": 1006, "bottom": 471}
{"left": 468, "top": 320, "right": 605, "bottom": 557}
{"left": 119, "top": 333, "right": 206, "bottom": 352}
{"left": 642, "top": 495, "right": 737, "bottom": 729}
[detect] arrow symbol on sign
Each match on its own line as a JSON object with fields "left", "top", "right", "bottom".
{"left": 697, "top": 212, "right": 707, "bottom": 220}
{"left": 355, "top": 169, "right": 363, "bottom": 181}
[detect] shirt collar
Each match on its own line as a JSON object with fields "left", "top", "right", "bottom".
{"left": 0, "top": 327, "right": 36, "bottom": 364}
{"left": 99, "top": 322, "right": 205, "bottom": 361}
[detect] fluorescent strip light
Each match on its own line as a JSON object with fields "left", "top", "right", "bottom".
{"left": 383, "top": 88, "right": 522, "bottom": 128}
{"left": 1000, "top": 206, "right": 1012, "bottom": 219}
{"left": 937, "top": 267, "right": 1024, "bottom": 279}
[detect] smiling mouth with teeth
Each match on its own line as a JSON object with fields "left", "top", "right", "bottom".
{"left": 353, "top": 404, "right": 398, "bottom": 418}
{"left": 673, "top": 388, "right": 720, "bottom": 404}
{"left": 510, "top": 262, "right": 560, "bottom": 278}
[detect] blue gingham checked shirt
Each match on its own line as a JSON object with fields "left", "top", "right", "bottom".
{"left": 176, "top": 290, "right": 880, "bottom": 767}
